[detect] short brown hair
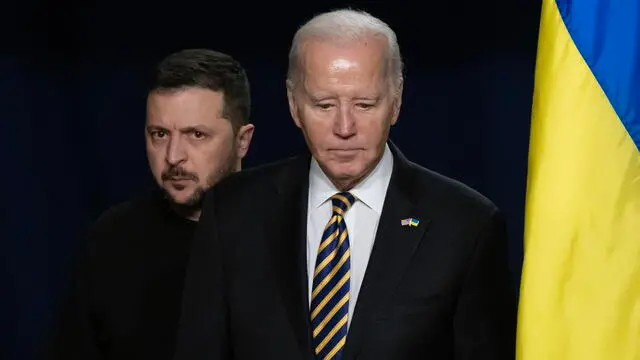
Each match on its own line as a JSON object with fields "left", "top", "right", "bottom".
{"left": 150, "top": 49, "right": 251, "bottom": 131}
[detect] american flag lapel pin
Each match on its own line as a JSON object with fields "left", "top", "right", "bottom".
{"left": 401, "top": 218, "right": 420, "bottom": 227}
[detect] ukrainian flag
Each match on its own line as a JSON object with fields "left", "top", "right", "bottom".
{"left": 517, "top": 0, "right": 640, "bottom": 359}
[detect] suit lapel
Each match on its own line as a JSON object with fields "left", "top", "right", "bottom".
{"left": 342, "top": 144, "right": 431, "bottom": 359}
{"left": 265, "top": 154, "right": 315, "bottom": 359}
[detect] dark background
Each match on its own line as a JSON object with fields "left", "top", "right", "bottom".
{"left": 1, "top": 1, "right": 541, "bottom": 359}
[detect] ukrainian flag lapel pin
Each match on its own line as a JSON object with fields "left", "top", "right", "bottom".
{"left": 401, "top": 218, "right": 420, "bottom": 227}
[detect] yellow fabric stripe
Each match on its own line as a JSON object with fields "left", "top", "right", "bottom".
{"left": 315, "top": 314, "right": 348, "bottom": 354}
{"left": 318, "top": 228, "right": 340, "bottom": 253}
{"left": 323, "top": 337, "right": 346, "bottom": 360}
{"left": 312, "top": 293, "right": 349, "bottom": 337}
{"left": 311, "top": 270, "right": 350, "bottom": 320}
{"left": 323, "top": 214, "right": 338, "bottom": 231}
{"left": 311, "top": 249, "right": 350, "bottom": 300}
{"left": 314, "top": 231, "right": 348, "bottom": 278}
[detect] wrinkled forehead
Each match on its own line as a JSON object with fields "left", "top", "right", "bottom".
{"left": 297, "top": 38, "right": 391, "bottom": 92}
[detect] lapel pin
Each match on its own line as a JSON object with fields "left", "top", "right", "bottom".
{"left": 401, "top": 218, "right": 420, "bottom": 227}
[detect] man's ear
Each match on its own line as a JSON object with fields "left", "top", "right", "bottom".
{"left": 390, "top": 80, "right": 404, "bottom": 126}
{"left": 235, "top": 124, "right": 255, "bottom": 159}
{"left": 286, "top": 80, "right": 302, "bottom": 128}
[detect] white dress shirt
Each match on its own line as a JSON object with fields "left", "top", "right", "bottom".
{"left": 306, "top": 144, "right": 394, "bottom": 326}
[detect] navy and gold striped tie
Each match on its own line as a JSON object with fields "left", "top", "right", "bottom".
{"left": 310, "top": 192, "right": 356, "bottom": 360}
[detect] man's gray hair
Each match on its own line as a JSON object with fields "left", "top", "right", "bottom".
{"left": 286, "top": 9, "right": 404, "bottom": 90}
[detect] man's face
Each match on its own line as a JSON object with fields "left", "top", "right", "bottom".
{"left": 287, "top": 36, "right": 402, "bottom": 190}
{"left": 145, "top": 87, "right": 253, "bottom": 212}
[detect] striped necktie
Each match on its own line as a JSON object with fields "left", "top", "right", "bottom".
{"left": 310, "top": 192, "right": 356, "bottom": 360}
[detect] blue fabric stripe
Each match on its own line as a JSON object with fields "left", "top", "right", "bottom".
{"left": 317, "top": 320, "right": 347, "bottom": 359}
{"left": 311, "top": 281, "right": 349, "bottom": 324}
{"left": 317, "top": 226, "right": 339, "bottom": 260}
{"left": 312, "top": 240, "right": 348, "bottom": 298}
{"left": 315, "top": 302, "right": 347, "bottom": 344}
{"left": 313, "top": 229, "right": 347, "bottom": 288}
{"left": 557, "top": 0, "right": 640, "bottom": 149}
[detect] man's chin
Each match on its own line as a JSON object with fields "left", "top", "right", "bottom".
{"left": 163, "top": 188, "right": 204, "bottom": 209}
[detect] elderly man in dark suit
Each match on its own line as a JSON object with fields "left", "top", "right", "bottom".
{"left": 174, "top": 9, "right": 516, "bottom": 360}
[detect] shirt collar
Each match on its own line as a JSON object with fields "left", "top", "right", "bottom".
{"left": 308, "top": 143, "right": 394, "bottom": 215}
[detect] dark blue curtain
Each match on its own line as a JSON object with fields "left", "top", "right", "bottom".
{"left": 1, "top": 1, "right": 540, "bottom": 359}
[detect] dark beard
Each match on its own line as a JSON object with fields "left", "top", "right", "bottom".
{"left": 162, "top": 152, "right": 238, "bottom": 218}
{"left": 163, "top": 185, "right": 206, "bottom": 214}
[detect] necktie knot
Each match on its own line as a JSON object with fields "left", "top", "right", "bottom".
{"left": 331, "top": 192, "right": 356, "bottom": 216}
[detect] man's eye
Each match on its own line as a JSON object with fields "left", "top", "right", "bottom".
{"left": 316, "top": 103, "right": 333, "bottom": 110}
{"left": 152, "top": 130, "right": 167, "bottom": 138}
{"left": 193, "top": 131, "right": 205, "bottom": 139}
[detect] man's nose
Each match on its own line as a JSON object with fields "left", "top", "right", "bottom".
{"left": 166, "top": 137, "right": 187, "bottom": 165}
{"left": 333, "top": 108, "right": 356, "bottom": 138}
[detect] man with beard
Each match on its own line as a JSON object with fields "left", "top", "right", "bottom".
{"left": 46, "top": 49, "right": 254, "bottom": 360}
